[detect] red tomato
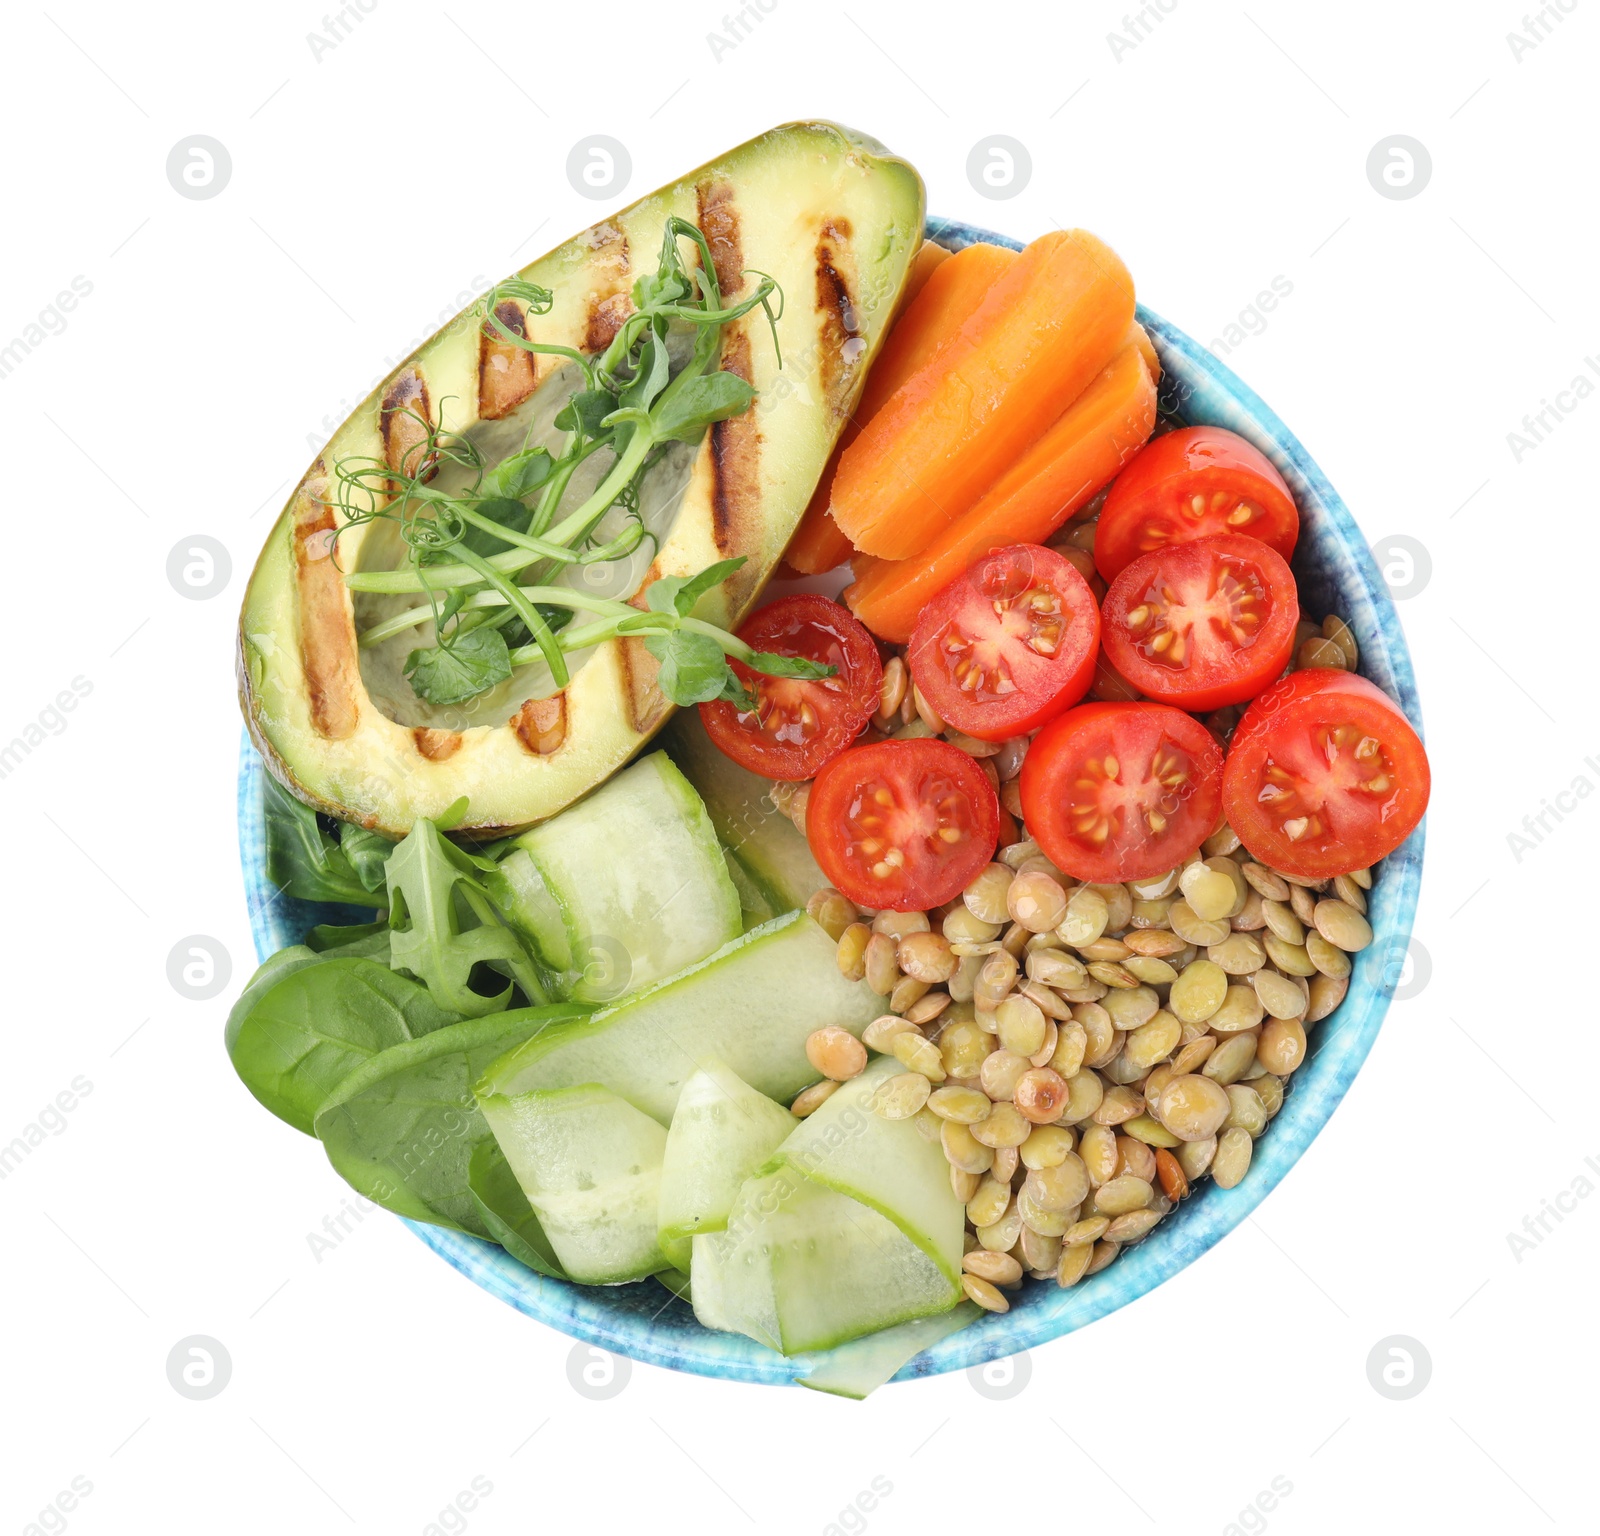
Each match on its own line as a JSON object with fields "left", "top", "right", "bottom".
{"left": 907, "top": 544, "right": 1099, "bottom": 742}
{"left": 1020, "top": 702, "right": 1224, "bottom": 882}
{"left": 1101, "top": 534, "right": 1299, "bottom": 712}
{"left": 1223, "top": 667, "right": 1429, "bottom": 879}
{"left": 700, "top": 595, "right": 882, "bottom": 780}
{"left": 1094, "top": 426, "right": 1299, "bottom": 582}
{"left": 806, "top": 739, "right": 999, "bottom": 912}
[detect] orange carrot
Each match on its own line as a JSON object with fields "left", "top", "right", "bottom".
{"left": 832, "top": 230, "right": 1136, "bottom": 561}
{"left": 844, "top": 343, "right": 1156, "bottom": 643}
{"left": 784, "top": 242, "right": 1017, "bottom": 575}
{"left": 1126, "top": 319, "right": 1160, "bottom": 384}
{"left": 903, "top": 239, "right": 953, "bottom": 305}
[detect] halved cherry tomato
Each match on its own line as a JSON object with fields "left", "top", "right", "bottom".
{"left": 1094, "top": 426, "right": 1299, "bottom": 582}
{"left": 907, "top": 544, "right": 1099, "bottom": 742}
{"left": 700, "top": 594, "right": 882, "bottom": 780}
{"left": 1020, "top": 702, "right": 1223, "bottom": 882}
{"left": 1101, "top": 533, "right": 1299, "bottom": 712}
{"left": 1222, "top": 667, "right": 1429, "bottom": 879}
{"left": 806, "top": 739, "right": 999, "bottom": 911}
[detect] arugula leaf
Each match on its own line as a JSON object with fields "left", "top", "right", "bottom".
{"left": 479, "top": 446, "right": 552, "bottom": 501}
{"left": 262, "top": 773, "right": 387, "bottom": 908}
{"left": 652, "top": 370, "right": 756, "bottom": 444}
{"left": 307, "top": 920, "right": 392, "bottom": 959}
{"left": 645, "top": 556, "right": 748, "bottom": 619}
{"left": 385, "top": 818, "right": 547, "bottom": 1017}
{"left": 405, "top": 626, "right": 513, "bottom": 706}
{"left": 339, "top": 826, "right": 393, "bottom": 893}
{"left": 644, "top": 628, "right": 744, "bottom": 708}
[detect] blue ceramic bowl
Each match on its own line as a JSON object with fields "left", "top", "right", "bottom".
{"left": 237, "top": 216, "right": 1425, "bottom": 1387}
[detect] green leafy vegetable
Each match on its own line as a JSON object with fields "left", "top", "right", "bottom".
{"left": 385, "top": 818, "right": 547, "bottom": 1016}
{"left": 468, "top": 1139, "right": 569, "bottom": 1277}
{"left": 261, "top": 773, "right": 388, "bottom": 908}
{"left": 306, "top": 920, "right": 391, "bottom": 959}
{"left": 313, "top": 1005, "right": 583, "bottom": 1236}
{"left": 332, "top": 215, "right": 787, "bottom": 710}
{"left": 404, "top": 625, "right": 512, "bottom": 706}
{"left": 225, "top": 955, "right": 460, "bottom": 1135}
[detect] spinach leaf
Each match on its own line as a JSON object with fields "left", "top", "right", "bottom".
{"left": 405, "top": 626, "right": 513, "bottom": 706}
{"left": 307, "top": 920, "right": 391, "bottom": 959}
{"left": 314, "top": 1006, "right": 584, "bottom": 1236}
{"left": 468, "top": 1139, "right": 568, "bottom": 1277}
{"left": 225, "top": 955, "right": 460, "bottom": 1135}
{"left": 261, "top": 773, "right": 387, "bottom": 908}
{"left": 386, "top": 818, "right": 547, "bottom": 1016}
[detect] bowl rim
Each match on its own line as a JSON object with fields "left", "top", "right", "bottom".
{"left": 236, "top": 214, "right": 1424, "bottom": 1387}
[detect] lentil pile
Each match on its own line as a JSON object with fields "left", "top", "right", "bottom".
{"left": 791, "top": 606, "right": 1378, "bottom": 1313}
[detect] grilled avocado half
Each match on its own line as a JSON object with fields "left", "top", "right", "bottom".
{"left": 239, "top": 121, "right": 924, "bottom": 837}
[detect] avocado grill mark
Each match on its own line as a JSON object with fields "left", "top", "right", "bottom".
{"left": 583, "top": 222, "right": 633, "bottom": 354}
{"left": 814, "top": 217, "right": 861, "bottom": 414}
{"left": 412, "top": 727, "right": 463, "bottom": 761}
{"left": 381, "top": 366, "right": 433, "bottom": 483}
{"left": 709, "top": 325, "right": 762, "bottom": 582}
{"left": 478, "top": 300, "right": 537, "bottom": 420}
{"left": 293, "top": 466, "right": 361, "bottom": 741}
{"left": 511, "top": 693, "right": 569, "bottom": 756}
{"left": 696, "top": 177, "right": 745, "bottom": 297}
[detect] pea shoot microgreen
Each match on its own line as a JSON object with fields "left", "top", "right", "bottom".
{"left": 328, "top": 218, "right": 816, "bottom": 711}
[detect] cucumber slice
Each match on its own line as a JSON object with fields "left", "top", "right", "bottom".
{"left": 657, "top": 1060, "right": 795, "bottom": 1272}
{"left": 467, "top": 1140, "right": 567, "bottom": 1279}
{"left": 494, "top": 751, "right": 741, "bottom": 1003}
{"left": 481, "top": 1082, "right": 668, "bottom": 1284}
{"left": 762, "top": 1056, "right": 965, "bottom": 1286}
{"left": 653, "top": 1266, "right": 693, "bottom": 1304}
{"left": 796, "top": 1303, "right": 981, "bottom": 1399}
{"left": 721, "top": 848, "right": 777, "bottom": 930}
{"left": 478, "top": 911, "right": 885, "bottom": 1124}
{"left": 663, "top": 713, "right": 827, "bottom": 915}
{"left": 692, "top": 1171, "right": 959, "bottom": 1354}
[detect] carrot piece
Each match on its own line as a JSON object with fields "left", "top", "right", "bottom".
{"left": 785, "top": 242, "right": 1015, "bottom": 575}
{"left": 1125, "top": 319, "right": 1161, "bottom": 384}
{"left": 902, "top": 239, "right": 953, "bottom": 306}
{"left": 832, "top": 230, "right": 1136, "bottom": 561}
{"left": 844, "top": 343, "right": 1156, "bottom": 644}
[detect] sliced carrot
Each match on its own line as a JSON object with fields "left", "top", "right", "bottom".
{"left": 902, "top": 239, "right": 953, "bottom": 306}
{"left": 1126, "top": 319, "right": 1161, "bottom": 383}
{"left": 844, "top": 343, "right": 1156, "bottom": 644}
{"left": 832, "top": 230, "right": 1137, "bottom": 561}
{"left": 785, "top": 242, "right": 1016, "bottom": 575}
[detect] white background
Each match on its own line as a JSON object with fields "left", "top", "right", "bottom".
{"left": 2, "top": 1, "right": 1592, "bottom": 1531}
